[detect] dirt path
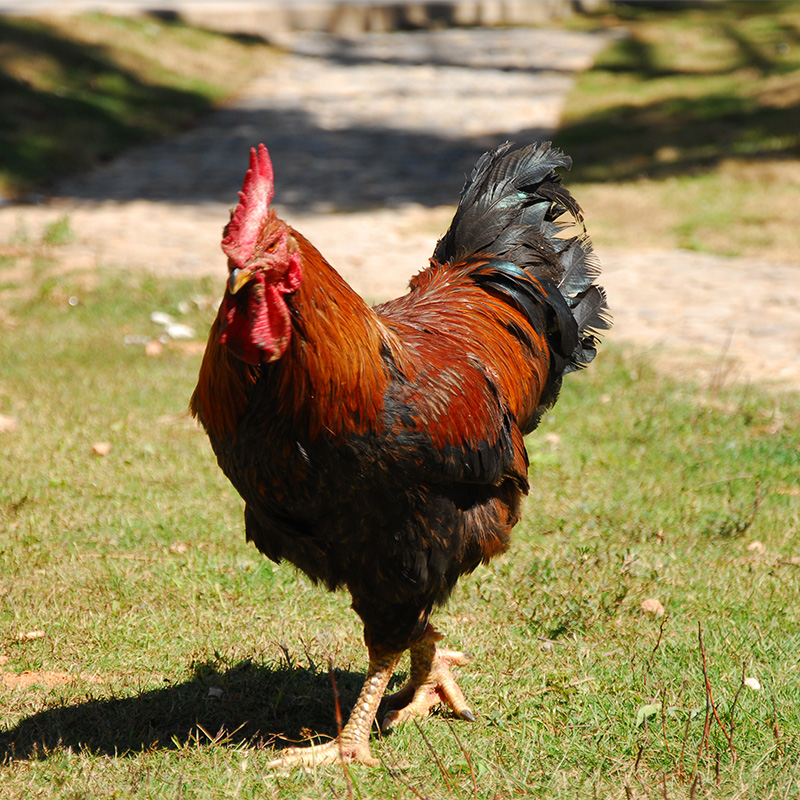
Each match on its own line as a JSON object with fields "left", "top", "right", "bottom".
{"left": 3, "top": 25, "right": 799, "bottom": 391}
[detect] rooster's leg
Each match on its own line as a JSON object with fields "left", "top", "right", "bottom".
{"left": 381, "top": 625, "right": 474, "bottom": 730}
{"left": 266, "top": 650, "right": 402, "bottom": 769}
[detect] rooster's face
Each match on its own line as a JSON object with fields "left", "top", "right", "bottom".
{"left": 217, "top": 145, "right": 302, "bottom": 366}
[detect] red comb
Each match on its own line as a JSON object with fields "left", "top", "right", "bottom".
{"left": 221, "top": 144, "right": 274, "bottom": 265}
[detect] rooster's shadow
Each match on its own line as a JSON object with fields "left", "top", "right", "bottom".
{"left": 0, "top": 659, "right": 395, "bottom": 762}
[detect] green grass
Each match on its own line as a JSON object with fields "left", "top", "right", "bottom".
{"left": 0, "top": 12, "right": 279, "bottom": 197}
{"left": 558, "top": 1, "right": 800, "bottom": 261}
{"left": 1, "top": 6, "right": 799, "bottom": 796}
{"left": 1, "top": 246, "right": 799, "bottom": 798}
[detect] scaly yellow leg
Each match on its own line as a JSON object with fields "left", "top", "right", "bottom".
{"left": 267, "top": 650, "right": 402, "bottom": 769}
{"left": 382, "top": 626, "right": 474, "bottom": 730}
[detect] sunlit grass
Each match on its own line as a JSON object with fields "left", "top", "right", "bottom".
{"left": 1, "top": 245, "right": 799, "bottom": 797}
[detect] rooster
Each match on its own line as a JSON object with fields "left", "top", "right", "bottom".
{"left": 191, "top": 141, "right": 609, "bottom": 767}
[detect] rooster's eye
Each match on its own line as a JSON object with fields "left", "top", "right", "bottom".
{"left": 266, "top": 241, "right": 277, "bottom": 253}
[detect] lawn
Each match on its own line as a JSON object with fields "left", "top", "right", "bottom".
{"left": 558, "top": 1, "right": 800, "bottom": 261}
{"left": 2, "top": 3, "right": 800, "bottom": 798}
{"left": 0, "top": 12, "right": 279, "bottom": 197}
{"left": 1, "top": 243, "right": 798, "bottom": 798}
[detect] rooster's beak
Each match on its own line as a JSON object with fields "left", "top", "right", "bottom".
{"left": 228, "top": 267, "right": 254, "bottom": 295}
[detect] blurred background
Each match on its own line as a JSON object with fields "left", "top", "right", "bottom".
{"left": 1, "top": 0, "right": 799, "bottom": 384}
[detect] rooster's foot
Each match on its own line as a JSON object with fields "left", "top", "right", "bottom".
{"left": 266, "top": 738, "right": 379, "bottom": 770}
{"left": 266, "top": 648, "right": 401, "bottom": 770}
{"left": 381, "top": 633, "right": 474, "bottom": 730}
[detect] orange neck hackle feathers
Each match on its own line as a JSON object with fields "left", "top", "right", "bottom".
{"left": 193, "top": 229, "right": 394, "bottom": 442}
{"left": 192, "top": 145, "right": 395, "bottom": 441}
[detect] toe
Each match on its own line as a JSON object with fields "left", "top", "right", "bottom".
{"left": 266, "top": 739, "right": 379, "bottom": 769}
{"left": 381, "top": 709, "right": 402, "bottom": 731}
{"left": 439, "top": 648, "right": 472, "bottom": 667}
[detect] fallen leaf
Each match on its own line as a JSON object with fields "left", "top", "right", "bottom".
{"left": 0, "top": 655, "right": 8, "bottom": 666}
{"left": 542, "top": 432, "right": 561, "bottom": 449}
{"left": 636, "top": 702, "right": 661, "bottom": 726}
{"left": 744, "top": 676, "right": 761, "bottom": 691}
{"left": 641, "top": 598, "right": 665, "bottom": 617}
{"left": 92, "top": 441, "right": 112, "bottom": 456}
{"left": 0, "top": 414, "right": 17, "bottom": 433}
{"left": 747, "top": 540, "right": 766, "bottom": 554}
{"left": 169, "top": 542, "right": 190, "bottom": 555}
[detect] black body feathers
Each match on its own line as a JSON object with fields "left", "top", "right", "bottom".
{"left": 434, "top": 141, "right": 611, "bottom": 375}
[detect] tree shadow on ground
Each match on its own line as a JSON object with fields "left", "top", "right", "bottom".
{"left": 2, "top": 11, "right": 561, "bottom": 208}
{"left": 5, "top": 5, "right": 800, "bottom": 207}
{"left": 0, "top": 17, "right": 211, "bottom": 192}
{"left": 0, "top": 658, "right": 403, "bottom": 761}
{"left": 556, "top": 4, "right": 800, "bottom": 183}
{"left": 50, "top": 103, "right": 553, "bottom": 212}
{"left": 0, "top": 15, "right": 242, "bottom": 195}
{"left": 37, "top": 22, "right": 565, "bottom": 210}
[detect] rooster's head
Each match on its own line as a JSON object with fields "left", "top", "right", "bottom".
{"left": 219, "top": 144, "right": 301, "bottom": 365}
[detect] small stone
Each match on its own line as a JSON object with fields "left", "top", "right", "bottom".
{"left": 641, "top": 598, "right": 665, "bottom": 617}
{"left": 150, "top": 311, "right": 176, "bottom": 327}
{"left": 165, "top": 322, "right": 195, "bottom": 340}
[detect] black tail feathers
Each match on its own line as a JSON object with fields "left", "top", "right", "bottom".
{"left": 435, "top": 141, "right": 611, "bottom": 374}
